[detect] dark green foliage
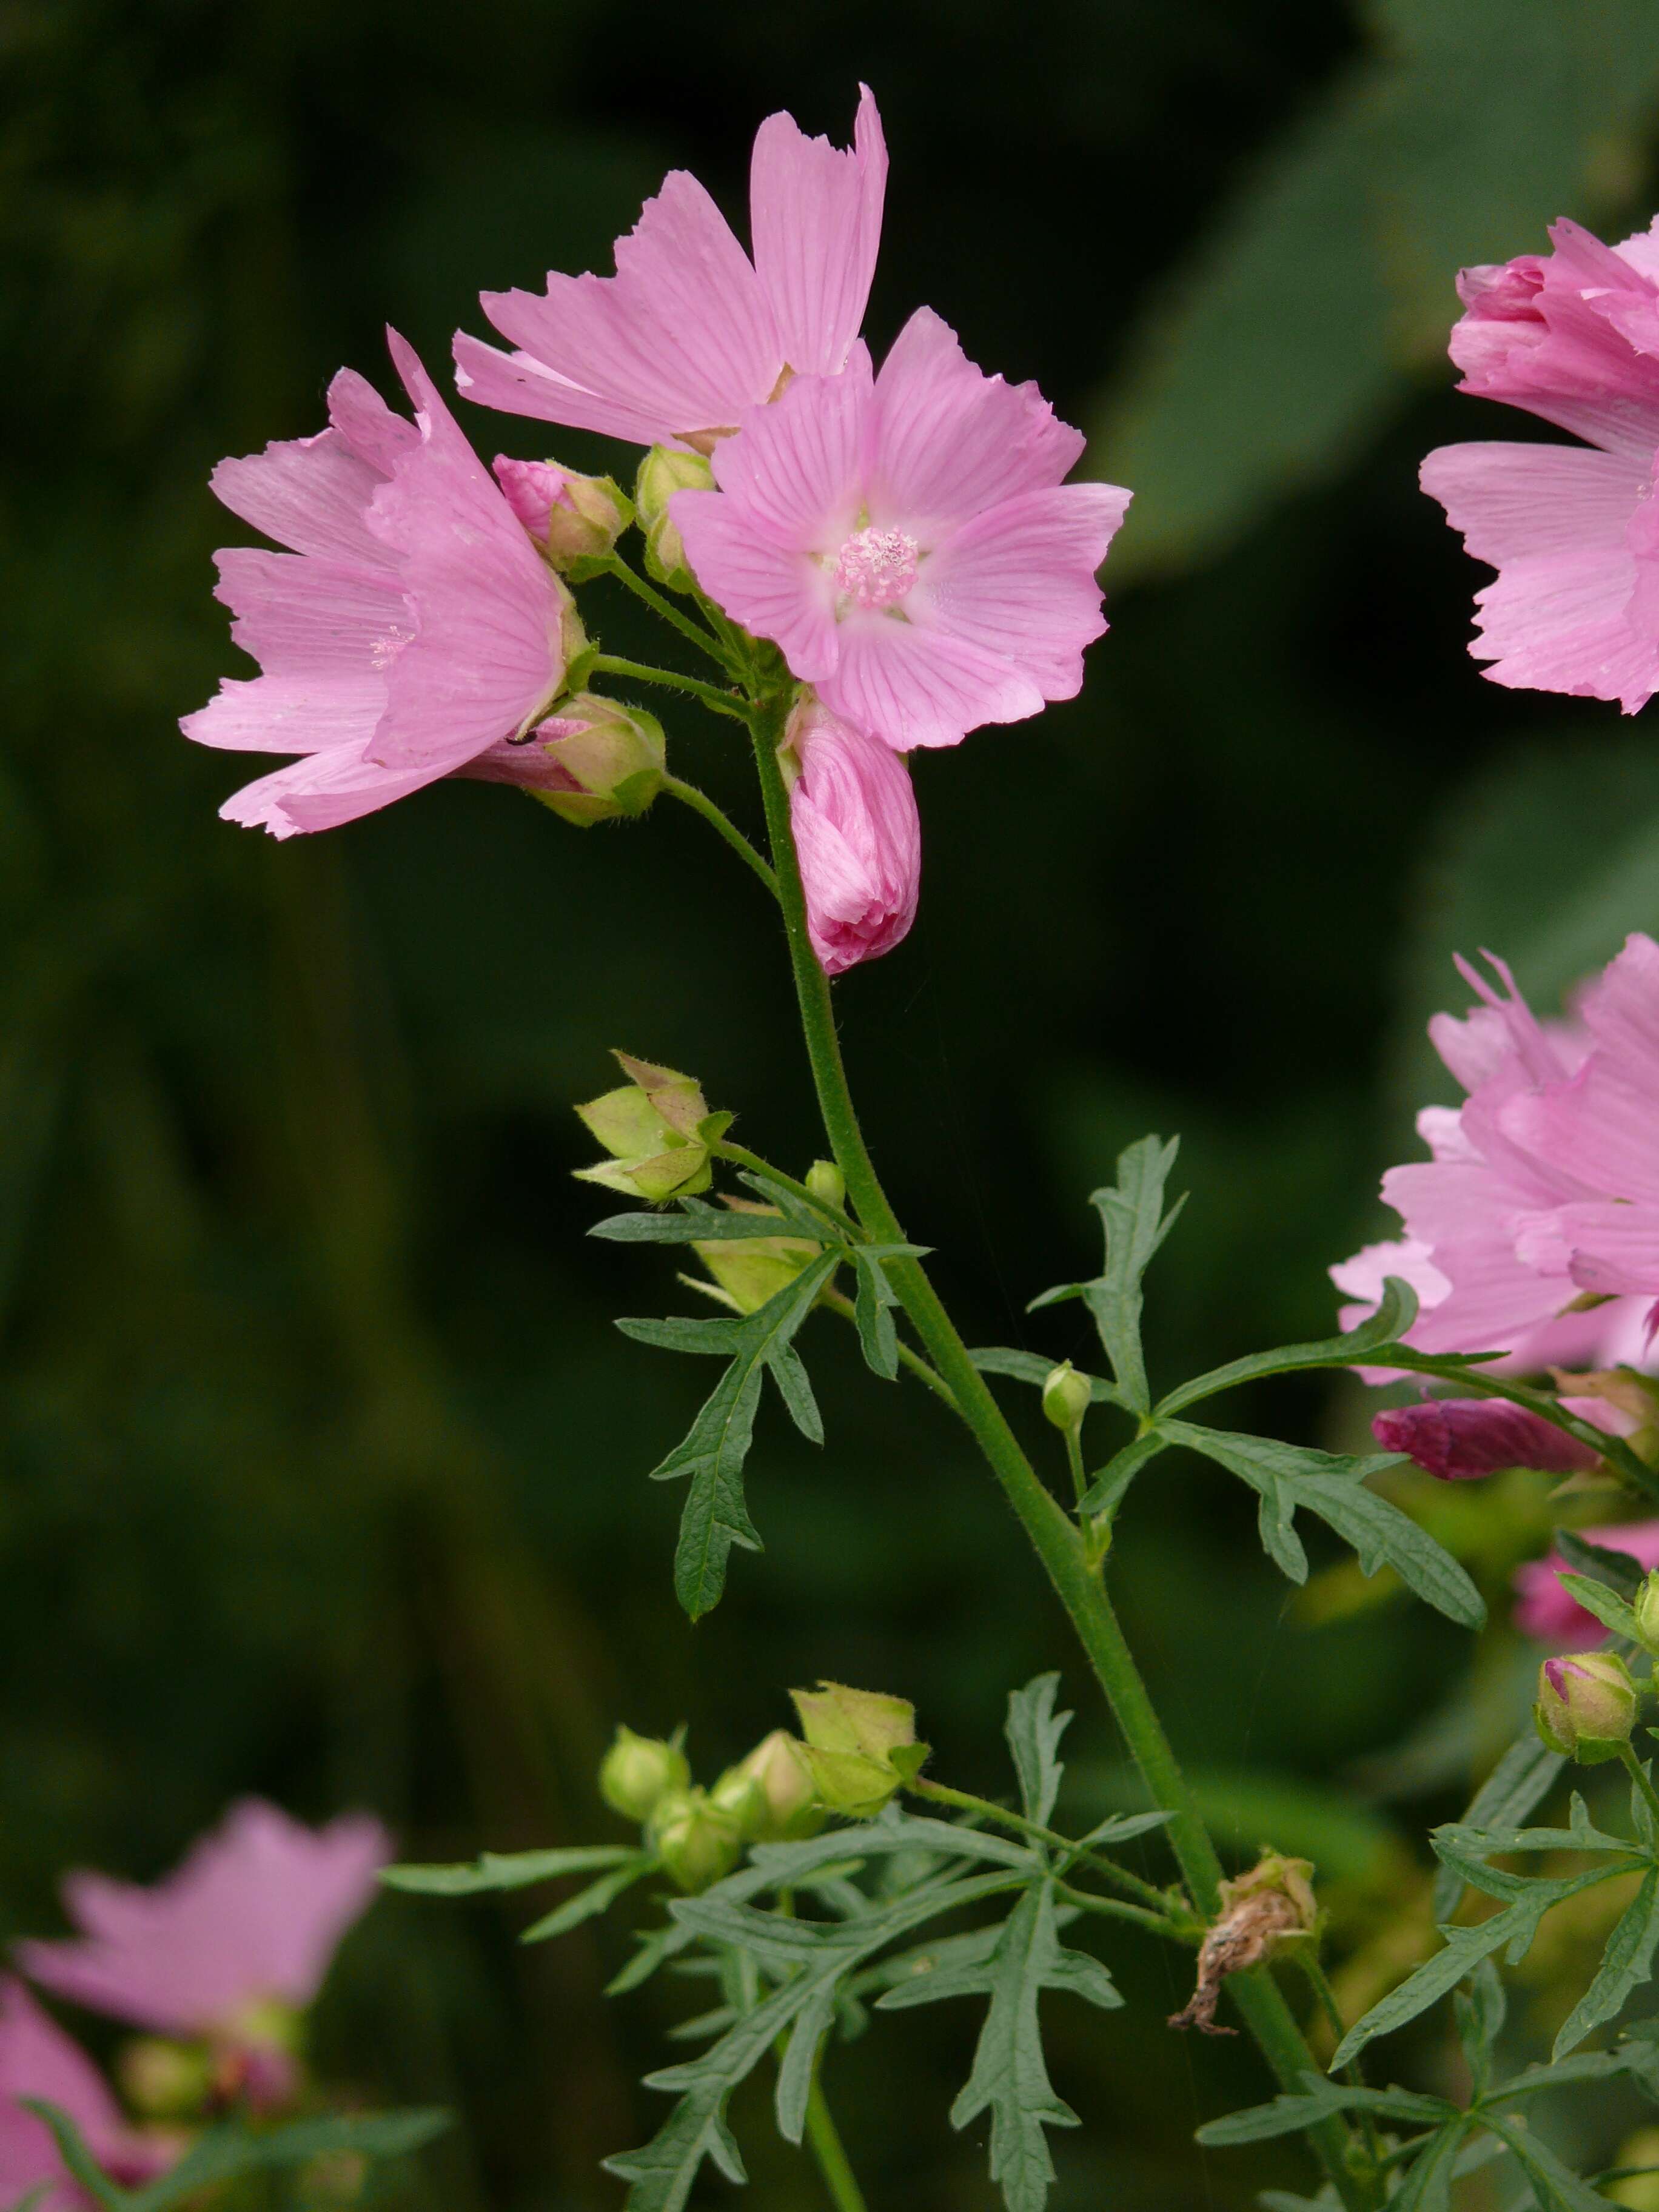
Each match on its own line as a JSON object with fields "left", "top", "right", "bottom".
{"left": 23, "top": 2103, "right": 449, "bottom": 2212}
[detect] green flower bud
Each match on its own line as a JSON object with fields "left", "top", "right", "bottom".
{"left": 805, "top": 1160, "right": 845, "bottom": 1211}
{"left": 599, "top": 1724, "right": 691, "bottom": 1823}
{"left": 692, "top": 1199, "right": 822, "bottom": 1315}
{"left": 718, "top": 1730, "right": 823, "bottom": 1843}
{"left": 1534, "top": 1652, "right": 1638, "bottom": 1764}
{"left": 118, "top": 2037, "right": 216, "bottom": 2120}
{"left": 649, "top": 1786, "right": 743, "bottom": 1893}
{"left": 635, "top": 446, "right": 715, "bottom": 591}
{"left": 527, "top": 695, "right": 665, "bottom": 828}
{"left": 1041, "top": 1361, "right": 1091, "bottom": 1432}
{"left": 791, "top": 1681, "right": 923, "bottom": 1818}
{"left": 574, "top": 1052, "right": 720, "bottom": 1202}
{"left": 1635, "top": 1570, "right": 1659, "bottom": 1660}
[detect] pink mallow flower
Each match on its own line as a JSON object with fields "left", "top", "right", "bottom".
{"left": 672, "top": 310, "right": 1129, "bottom": 749}
{"left": 454, "top": 89, "right": 886, "bottom": 452}
{"left": 183, "top": 332, "right": 584, "bottom": 837}
{"left": 1513, "top": 1520, "right": 1659, "bottom": 1644}
{"left": 18, "top": 1801, "right": 389, "bottom": 2110}
{"left": 1422, "top": 216, "right": 1659, "bottom": 712}
{"left": 0, "top": 1979, "right": 174, "bottom": 2210}
{"left": 785, "top": 697, "right": 920, "bottom": 974}
{"left": 1330, "top": 948, "right": 1655, "bottom": 1371}
{"left": 1373, "top": 1396, "right": 1614, "bottom": 1481}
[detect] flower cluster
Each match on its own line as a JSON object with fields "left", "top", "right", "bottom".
{"left": 2, "top": 1802, "right": 387, "bottom": 2206}
{"left": 1335, "top": 935, "right": 1659, "bottom": 1641}
{"left": 184, "top": 90, "right": 1128, "bottom": 976}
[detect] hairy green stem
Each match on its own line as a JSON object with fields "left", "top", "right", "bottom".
{"left": 598, "top": 555, "right": 737, "bottom": 668}
{"left": 747, "top": 698, "right": 1375, "bottom": 2211}
{"left": 661, "top": 779, "right": 778, "bottom": 895}
{"left": 590, "top": 654, "right": 752, "bottom": 723}
{"left": 908, "top": 1777, "right": 1189, "bottom": 1923}
{"left": 1054, "top": 1879, "right": 1196, "bottom": 1944}
{"left": 1062, "top": 1424, "right": 1090, "bottom": 1515}
{"left": 803, "top": 2075, "right": 868, "bottom": 2212}
{"left": 1301, "top": 1954, "right": 1381, "bottom": 2170}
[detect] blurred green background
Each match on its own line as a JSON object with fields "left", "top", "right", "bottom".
{"left": 12, "top": 1, "right": 1659, "bottom": 2204}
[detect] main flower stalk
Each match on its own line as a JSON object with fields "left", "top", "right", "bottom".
{"left": 745, "top": 695, "right": 1376, "bottom": 2211}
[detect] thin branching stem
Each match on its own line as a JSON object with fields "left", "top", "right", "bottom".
{"left": 661, "top": 779, "right": 778, "bottom": 895}
{"left": 907, "top": 1777, "right": 1192, "bottom": 1924}
{"left": 591, "top": 653, "right": 753, "bottom": 723}
{"left": 598, "top": 555, "right": 738, "bottom": 668}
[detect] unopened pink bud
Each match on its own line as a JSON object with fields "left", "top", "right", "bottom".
{"left": 491, "top": 456, "right": 629, "bottom": 563}
{"left": 784, "top": 699, "right": 920, "bottom": 978}
{"left": 1372, "top": 1398, "right": 1602, "bottom": 1481}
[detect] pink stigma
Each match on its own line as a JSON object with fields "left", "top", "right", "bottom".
{"left": 833, "top": 526, "right": 919, "bottom": 611}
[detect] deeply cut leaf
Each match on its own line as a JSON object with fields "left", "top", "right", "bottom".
{"left": 1161, "top": 1422, "right": 1484, "bottom": 1627}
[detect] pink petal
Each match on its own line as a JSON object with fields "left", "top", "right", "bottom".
{"left": 183, "top": 677, "right": 389, "bottom": 757}
{"left": 1420, "top": 440, "right": 1645, "bottom": 565}
{"left": 367, "top": 333, "right": 570, "bottom": 771}
{"left": 910, "top": 481, "right": 1128, "bottom": 695}
{"left": 1450, "top": 218, "right": 1659, "bottom": 458}
{"left": 209, "top": 549, "right": 412, "bottom": 680}
{"left": 218, "top": 745, "right": 450, "bottom": 838}
{"left": 1421, "top": 440, "right": 1659, "bottom": 711}
{"left": 454, "top": 332, "right": 671, "bottom": 448}
{"left": 471, "top": 171, "right": 780, "bottom": 446}
{"left": 750, "top": 85, "right": 886, "bottom": 378}
{"left": 822, "top": 614, "right": 1046, "bottom": 751}
{"left": 868, "top": 309, "right": 1085, "bottom": 529}
{"left": 325, "top": 367, "right": 420, "bottom": 476}
{"left": 19, "top": 1801, "right": 390, "bottom": 2036}
{"left": 210, "top": 431, "right": 397, "bottom": 571}
{"left": 672, "top": 493, "right": 838, "bottom": 679}
{"left": 705, "top": 350, "right": 873, "bottom": 544}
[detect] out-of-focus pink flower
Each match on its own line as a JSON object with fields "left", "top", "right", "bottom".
{"left": 1514, "top": 1520, "right": 1659, "bottom": 1643}
{"left": 1422, "top": 217, "right": 1659, "bottom": 712}
{"left": 0, "top": 1979, "right": 174, "bottom": 2209}
{"left": 1372, "top": 1396, "right": 1612, "bottom": 1481}
{"left": 454, "top": 89, "right": 887, "bottom": 452}
{"left": 786, "top": 699, "right": 920, "bottom": 974}
{"left": 1331, "top": 948, "right": 1655, "bottom": 1369}
{"left": 184, "top": 332, "right": 583, "bottom": 837}
{"left": 18, "top": 1801, "right": 389, "bottom": 2106}
{"left": 673, "top": 310, "right": 1129, "bottom": 748}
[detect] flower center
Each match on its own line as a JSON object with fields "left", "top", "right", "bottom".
{"left": 833, "top": 526, "right": 919, "bottom": 612}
